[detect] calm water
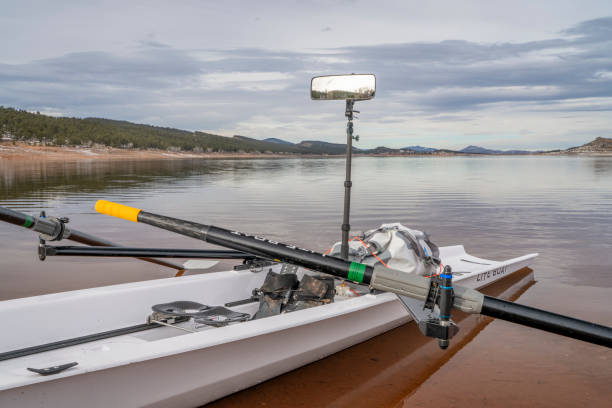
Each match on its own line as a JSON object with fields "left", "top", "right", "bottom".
{"left": 1, "top": 156, "right": 611, "bottom": 406}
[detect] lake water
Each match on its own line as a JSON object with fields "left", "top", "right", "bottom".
{"left": 1, "top": 156, "right": 611, "bottom": 406}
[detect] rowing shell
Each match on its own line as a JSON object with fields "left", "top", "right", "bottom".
{"left": 0, "top": 246, "right": 537, "bottom": 407}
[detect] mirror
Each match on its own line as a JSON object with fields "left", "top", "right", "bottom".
{"left": 311, "top": 74, "right": 376, "bottom": 101}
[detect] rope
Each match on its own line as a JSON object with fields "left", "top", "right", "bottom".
{"left": 353, "top": 236, "right": 389, "bottom": 268}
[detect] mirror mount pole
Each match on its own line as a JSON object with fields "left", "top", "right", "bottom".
{"left": 341, "top": 99, "right": 355, "bottom": 259}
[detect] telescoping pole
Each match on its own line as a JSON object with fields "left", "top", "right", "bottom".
{"left": 340, "top": 99, "right": 355, "bottom": 260}
{"left": 95, "top": 200, "right": 612, "bottom": 348}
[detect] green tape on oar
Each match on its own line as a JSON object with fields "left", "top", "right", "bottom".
{"left": 348, "top": 262, "right": 366, "bottom": 283}
{"left": 22, "top": 215, "right": 34, "bottom": 228}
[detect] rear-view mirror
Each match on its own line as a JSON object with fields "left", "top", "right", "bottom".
{"left": 311, "top": 74, "right": 376, "bottom": 101}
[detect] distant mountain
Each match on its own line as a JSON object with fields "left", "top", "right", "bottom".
{"left": 402, "top": 145, "right": 437, "bottom": 153}
{"left": 504, "top": 150, "right": 533, "bottom": 154}
{"left": 460, "top": 145, "right": 503, "bottom": 154}
{"left": 263, "top": 137, "right": 294, "bottom": 145}
{"left": 192, "top": 133, "right": 305, "bottom": 153}
{"left": 460, "top": 145, "right": 531, "bottom": 155}
{"left": 297, "top": 140, "right": 361, "bottom": 155}
{"left": 363, "top": 146, "right": 400, "bottom": 154}
{"left": 566, "top": 137, "right": 612, "bottom": 153}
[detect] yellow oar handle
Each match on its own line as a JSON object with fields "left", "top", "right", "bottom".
{"left": 95, "top": 200, "right": 141, "bottom": 222}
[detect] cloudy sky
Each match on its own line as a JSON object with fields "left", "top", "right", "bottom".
{"left": 1, "top": 0, "right": 612, "bottom": 150}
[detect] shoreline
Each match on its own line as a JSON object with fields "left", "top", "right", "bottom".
{"left": 0, "top": 142, "right": 305, "bottom": 161}
{"left": 1, "top": 142, "right": 610, "bottom": 162}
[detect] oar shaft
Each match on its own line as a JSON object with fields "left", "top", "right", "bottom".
{"left": 66, "top": 229, "right": 116, "bottom": 246}
{"left": 66, "top": 229, "right": 189, "bottom": 271}
{"left": 0, "top": 206, "right": 31, "bottom": 226}
{"left": 137, "top": 210, "right": 372, "bottom": 282}
{"left": 482, "top": 296, "right": 612, "bottom": 347}
{"left": 0, "top": 206, "right": 65, "bottom": 238}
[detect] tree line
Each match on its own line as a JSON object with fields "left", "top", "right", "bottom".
{"left": 0, "top": 107, "right": 319, "bottom": 154}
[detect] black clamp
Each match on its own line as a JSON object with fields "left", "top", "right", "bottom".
{"left": 418, "top": 266, "right": 459, "bottom": 349}
{"left": 38, "top": 211, "right": 70, "bottom": 261}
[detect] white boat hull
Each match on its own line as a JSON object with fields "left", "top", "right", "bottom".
{"left": 0, "top": 246, "right": 537, "bottom": 407}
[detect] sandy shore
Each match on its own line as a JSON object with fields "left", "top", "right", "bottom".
{"left": 0, "top": 142, "right": 446, "bottom": 161}
{"left": 0, "top": 142, "right": 300, "bottom": 161}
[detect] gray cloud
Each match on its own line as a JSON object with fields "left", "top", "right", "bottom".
{"left": 341, "top": 18, "right": 612, "bottom": 109}
{"left": 563, "top": 16, "right": 612, "bottom": 40}
{"left": 0, "top": 17, "right": 611, "bottom": 148}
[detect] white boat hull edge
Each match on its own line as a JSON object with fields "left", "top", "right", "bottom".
{"left": 0, "top": 246, "right": 537, "bottom": 407}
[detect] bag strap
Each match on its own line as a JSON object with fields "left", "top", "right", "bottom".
{"left": 397, "top": 230, "right": 427, "bottom": 259}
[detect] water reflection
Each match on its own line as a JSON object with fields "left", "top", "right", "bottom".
{"left": 590, "top": 157, "right": 612, "bottom": 176}
{"left": 0, "top": 159, "right": 240, "bottom": 204}
{"left": 1, "top": 156, "right": 611, "bottom": 289}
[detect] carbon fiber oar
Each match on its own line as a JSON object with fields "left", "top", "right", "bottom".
{"left": 95, "top": 200, "right": 612, "bottom": 348}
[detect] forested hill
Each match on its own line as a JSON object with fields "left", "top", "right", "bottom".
{"left": 0, "top": 107, "right": 315, "bottom": 154}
